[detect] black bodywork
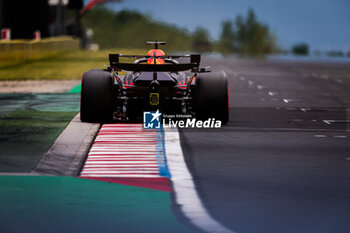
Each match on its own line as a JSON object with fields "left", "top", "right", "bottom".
{"left": 81, "top": 41, "right": 228, "bottom": 124}
{"left": 107, "top": 46, "right": 206, "bottom": 121}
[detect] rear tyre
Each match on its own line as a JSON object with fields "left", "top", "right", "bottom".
{"left": 193, "top": 71, "right": 229, "bottom": 125}
{"left": 80, "top": 69, "right": 115, "bottom": 123}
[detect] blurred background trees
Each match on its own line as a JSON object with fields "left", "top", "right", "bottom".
{"left": 82, "top": 7, "right": 193, "bottom": 51}
{"left": 216, "top": 9, "right": 278, "bottom": 56}
{"left": 191, "top": 27, "right": 212, "bottom": 53}
{"left": 216, "top": 21, "right": 236, "bottom": 56}
{"left": 292, "top": 43, "right": 309, "bottom": 55}
{"left": 82, "top": 7, "right": 278, "bottom": 56}
{"left": 1, "top": 1, "right": 349, "bottom": 58}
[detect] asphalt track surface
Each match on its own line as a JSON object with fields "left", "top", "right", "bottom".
{"left": 179, "top": 58, "right": 350, "bottom": 233}
{"left": 1, "top": 59, "right": 350, "bottom": 233}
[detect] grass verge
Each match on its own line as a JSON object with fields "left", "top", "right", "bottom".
{"left": 0, "top": 93, "right": 79, "bottom": 172}
{"left": 0, "top": 48, "right": 146, "bottom": 80}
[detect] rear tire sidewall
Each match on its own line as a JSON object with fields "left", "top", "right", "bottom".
{"left": 80, "top": 69, "right": 115, "bottom": 123}
{"left": 193, "top": 71, "right": 229, "bottom": 125}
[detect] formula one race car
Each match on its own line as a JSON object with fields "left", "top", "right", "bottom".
{"left": 80, "top": 41, "right": 229, "bottom": 124}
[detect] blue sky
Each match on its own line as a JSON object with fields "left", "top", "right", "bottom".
{"left": 85, "top": 0, "right": 350, "bottom": 51}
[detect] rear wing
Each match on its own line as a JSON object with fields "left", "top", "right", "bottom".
{"left": 109, "top": 54, "right": 201, "bottom": 72}
{"left": 147, "top": 41, "right": 166, "bottom": 49}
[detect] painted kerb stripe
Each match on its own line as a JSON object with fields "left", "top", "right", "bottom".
{"left": 80, "top": 124, "right": 170, "bottom": 178}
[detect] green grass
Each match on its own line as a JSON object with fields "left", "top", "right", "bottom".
{"left": 0, "top": 49, "right": 146, "bottom": 80}
{"left": 0, "top": 93, "right": 80, "bottom": 172}
{"left": 0, "top": 109, "right": 78, "bottom": 172}
{"left": 0, "top": 36, "right": 80, "bottom": 67}
{"left": 68, "top": 83, "right": 81, "bottom": 93}
{"left": 0, "top": 176, "right": 194, "bottom": 233}
{"left": 1, "top": 110, "right": 76, "bottom": 129}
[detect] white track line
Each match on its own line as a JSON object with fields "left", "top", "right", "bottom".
{"left": 164, "top": 128, "right": 235, "bottom": 233}
{"left": 314, "top": 135, "right": 327, "bottom": 138}
{"left": 334, "top": 135, "right": 347, "bottom": 138}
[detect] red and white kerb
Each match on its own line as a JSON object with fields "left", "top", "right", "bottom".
{"left": 80, "top": 124, "right": 167, "bottom": 178}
